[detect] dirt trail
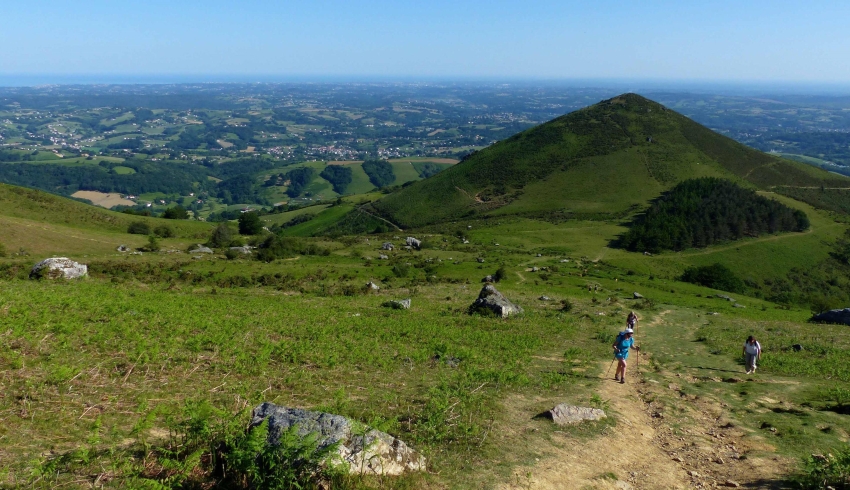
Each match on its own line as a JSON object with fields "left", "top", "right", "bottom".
{"left": 496, "top": 311, "right": 788, "bottom": 489}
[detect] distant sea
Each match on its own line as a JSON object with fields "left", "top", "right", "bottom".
{"left": 1, "top": 74, "right": 849, "bottom": 96}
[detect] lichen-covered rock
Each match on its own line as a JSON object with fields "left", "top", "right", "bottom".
{"left": 251, "top": 403, "right": 426, "bottom": 475}
{"left": 405, "top": 237, "right": 421, "bottom": 250}
{"left": 189, "top": 244, "right": 214, "bottom": 254}
{"left": 547, "top": 404, "right": 606, "bottom": 425}
{"left": 30, "top": 258, "right": 87, "bottom": 279}
{"left": 383, "top": 299, "right": 411, "bottom": 310}
{"left": 116, "top": 245, "right": 130, "bottom": 252}
{"left": 482, "top": 275, "right": 495, "bottom": 283}
{"left": 633, "top": 292, "right": 644, "bottom": 299}
{"left": 382, "top": 242, "right": 394, "bottom": 251}
{"left": 366, "top": 281, "right": 380, "bottom": 291}
{"left": 229, "top": 245, "right": 252, "bottom": 254}
{"left": 469, "top": 284, "right": 523, "bottom": 318}
{"left": 812, "top": 308, "right": 850, "bottom": 326}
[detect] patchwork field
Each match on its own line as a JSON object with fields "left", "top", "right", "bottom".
{"left": 71, "top": 190, "right": 137, "bottom": 208}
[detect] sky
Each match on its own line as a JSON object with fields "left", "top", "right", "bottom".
{"left": 1, "top": 0, "right": 849, "bottom": 85}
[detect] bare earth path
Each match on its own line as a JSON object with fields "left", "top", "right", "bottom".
{"left": 495, "top": 311, "right": 792, "bottom": 489}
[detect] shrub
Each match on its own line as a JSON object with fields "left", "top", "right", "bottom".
{"left": 392, "top": 263, "right": 410, "bottom": 278}
{"left": 140, "top": 235, "right": 160, "bottom": 252}
{"left": 209, "top": 223, "right": 234, "bottom": 248}
{"left": 224, "top": 249, "right": 240, "bottom": 260}
{"left": 238, "top": 211, "right": 264, "bottom": 235}
{"left": 153, "top": 224, "right": 175, "bottom": 238}
{"left": 256, "top": 235, "right": 329, "bottom": 262}
{"left": 493, "top": 266, "right": 508, "bottom": 282}
{"left": 0, "top": 241, "right": 6, "bottom": 258}
{"left": 127, "top": 221, "right": 151, "bottom": 235}
{"left": 796, "top": 448, "right": 850, "bottom": 489}
{"left": 560, "top": 299, "right": 574, "bottom": 312}
{"left": 162, "top": 205, "right": 189, "bottom": 220}
{"left": 681, "top": 263, "right": 745, "bottom": 294}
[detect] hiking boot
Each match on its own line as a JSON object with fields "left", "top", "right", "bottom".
{"left": 619, "top": 378, "right": 625, "bottom": 384}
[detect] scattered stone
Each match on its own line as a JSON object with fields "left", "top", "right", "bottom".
{"left": 30, "top": 258, "right": 87, "bottom": 280}
{"left": 382, "top": 242, "right": 394, "bottom": 251}
{"left": 189, "top": 244, "right": 213, "bottom": 254}
{"left": 462, "top": 239, "right": 470, "bottom": 244}
{"left": 545, "top": 404, "right": 606, "bottom": 425}
{"left": 715, "top": 457, "right": 725, "bottom": 464}
{"left": 229, "top": 245, "right": 252, "bottom": 254}
{"left": 812, "top": 308, "right": 850, "bottom": 326}
{"left": 477, "top": 257, "right": 485, "bottom": 263}
{"left": 707, "top": 312, "right": 720, "bottom": 316}
{"left": 716, "top": 294, "right": 735, "bottom": 302}
{"left": 366, "top": 281, "right": 380, "bottom": 291}
{"left": 405, "top": 237, "right": 422, "bottom": 250}
{"left": 116, "top": 244, "right": 129, "bottom": 252}
{"left": 482, "top": 275, "right": 495, "bottom": 283}
{"left": 724, "top": 481, "right": 741, "bottom": 488}
{"left": 539, "top": 296, "right": 551, "bottom": 301}
{"left": 379, "top": 254, "right": 389, "bottom": 260}
{"left": 732, "top": 303, "right": 746, "bottom": 308}
{"left": 536, "top": 253, "right": 543, "bottom": 257}
{"left": 251, "top": 403, "right": 425, "bottom": 475}
{"left": 688, "top": 470, "right": 701, "bottom": 478}
{"left": 672, "top": 456, "right": 684, "bottom": 463}
{"left": 633, "top": 292, "right": 644, "bottom": 299}
{"left": 560, "top": 259, "right": 569, "bottom": 263}
{"left": 469, "top": 284, "right": 523, "bottom": 318}
{"left": 792, "top": 344, "right": 804, "bottom": 352}
{"left": 383, "top": 299, "right": 411, "bottom": 310}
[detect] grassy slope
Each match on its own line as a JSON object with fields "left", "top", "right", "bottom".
{"left": 374, "top": 93, "right": 850, "bottom": 228}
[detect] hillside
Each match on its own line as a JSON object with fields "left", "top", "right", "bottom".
{"left": 374, "top": 93, "right": 850, "bottom": 228}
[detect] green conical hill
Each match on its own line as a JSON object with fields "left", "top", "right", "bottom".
{"left": 374, "top": 93, "right": 849, "bottom": 228}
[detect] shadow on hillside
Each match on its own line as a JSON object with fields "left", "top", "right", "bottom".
{"left": 684, "top": 365, "right": 743, "bottom": 374}
{"left": 741, "top": 476, "right": 796, "bottom": 489}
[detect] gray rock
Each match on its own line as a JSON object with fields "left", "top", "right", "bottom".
{"left": 379, "top": 254, "right": 389, "bottom": 260}
{"left": 482, "top": 275, "right": 495, "bottom": 283}
{"left": 30, "top": 258, "right": 87, "bottom": 280}
{"left": 469, "top": 284, "right": 523, "bottom": 318}
{"left": 546, "top": 404, "right": 606, "bottom": 425}
{"left": 812, "top": 308, "right": 850, "bottom": 326}
{"left": 405, "top": 237, "right": 421, "bottom": 250}
{"left": 383, "top": 299, "right": 411, "bottom": 310}
{"left": 477, "top": 257, "right": 485, "bottom": 263}
{"left": 633, "top": 292, "right": 644, "bottom": 299}
{"left": 536, "top": 253, "right": 543, "bottom": 257}
{"left": 116, "top": 244, "right": 130, "bottom": 252}
{"left": 732, "top": 303, "right": 746, "bottom": 308}
{"left": 716, "top": 294, "right": 735, "bottom": 302}
{"left": 539, "top": 296, "right": 552, "bottom": 301}
{"left": 251, "top": 403, "right": 425, "bottom": 475}
{"left": 560, "top": 259, "right": 570, "bottom": 263}
{"left": 462, "top": 239, "right": 470, "bottom": 244}
{"left": 382, "top": 242, "right": 394, "bottom": 251}
{"left": 189, "top": 244, "right": 213, "bottom": 254}
{"left": 366, "top": 281, "right": 380, "bottom": 291}
{"left": 229, "top": 245, "right": 252, "bottom": 254}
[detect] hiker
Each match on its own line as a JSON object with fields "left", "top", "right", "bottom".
{"left": 743, "top": 335, "right": 762, "bottom": 374}
{"left": 627, "top": 311, "right": 639, "bottom": 330}
{"left": 613, "top": 328, "right": 640, "bottom": 383}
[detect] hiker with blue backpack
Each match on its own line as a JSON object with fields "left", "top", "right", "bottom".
{"left": 612, "top": 328, "right": 640, "bottom": 383}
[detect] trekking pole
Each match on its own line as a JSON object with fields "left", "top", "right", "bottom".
{"left": 605, "top": 357, "right": 616, "bottom": 378}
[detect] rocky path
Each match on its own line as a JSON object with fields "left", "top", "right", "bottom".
{"left": 496, "top": 311, "right": 793, "bottom": 489}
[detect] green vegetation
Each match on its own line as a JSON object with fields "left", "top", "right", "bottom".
{"left": 319, "top": 165, "right": 354, "bottom": 194}
{"left": 620, "top": 178, "right": 809, "bottom": 253}
{"left": 238, "top": 211, "right": 264, "bottom": 235}
{"left": 162, "top": 205, "right": 189, "bottom": 220}
{"left": 681, "top": 263, "right": 745, "bottom": 293}
{"left": 362, "top": 159, "right": 395, "bottom": 188}
{"left": 127, "top": 221, "right": 151, "bottom": 235}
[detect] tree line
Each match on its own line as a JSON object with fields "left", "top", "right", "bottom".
{"left": 620, "top": 178, "right": 810, "bottom": 253}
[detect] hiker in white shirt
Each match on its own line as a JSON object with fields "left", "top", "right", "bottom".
{"left": 742, "top": 336, "right": 761, "bottom": 374}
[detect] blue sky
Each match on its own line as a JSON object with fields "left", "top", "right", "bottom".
{"left": 1, "top": 0, "right": 848, "bottom": 83}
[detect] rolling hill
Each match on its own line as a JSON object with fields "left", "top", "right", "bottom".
{"left": 373, "top": 93, "right": 850, "bottom": 228}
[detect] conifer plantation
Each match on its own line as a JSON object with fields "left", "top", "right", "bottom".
{"left": 620, "top": 178, "right": 810, "bottom": 253}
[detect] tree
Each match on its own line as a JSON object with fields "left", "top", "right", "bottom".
{"left": 209, "top": 223, "right": 233, "bottom": 248}
{"left": 141, "top": 235, "right": 161, "bottom": 252}
{"left": 127, "top": 221, "right": 151, "bottom": 235}
{"left": 238, "top": 211, "right": 264, "bottom": 235}
{"left": 153, "top": 224, "right": 175, "bottom": 238}
{"left": 162, "top": 205, "right": 189, "bottom": 220}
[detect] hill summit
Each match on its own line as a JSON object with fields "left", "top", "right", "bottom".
{"left": 374, "top": 93, "right": 848, "bottom": 228}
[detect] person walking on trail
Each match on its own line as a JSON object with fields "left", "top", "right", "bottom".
{"left": 627, "top": 311, "right": 639, "bottom": 330}
{"left": 613, "top": 328, "right": 640, "bottom": 383}
{"left": 743, "top": 335, "right": 762, "bottom": 374}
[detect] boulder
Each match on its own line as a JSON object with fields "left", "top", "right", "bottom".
{"left": 251, "top": 403, "right": 425, "bottom": 476}
{"left": 382, "top": 242, "right": 394, "bottom": 251}
{"left": 546, "top": 404, "right": 606, "bottom": 425}
{"left": 116, "top": 244, "right": 130, "bottom": 252}
{"left": 405, "top": 237, "right": 421, "bottom": 250}
{"left": 229, "top": 245, "right": 252, "bottom": 254}
{"left": 477, "top": 258, "right": 485, "bottom": 263}
{"left": 383, "top": 299, "right": 411, "bottom": 310}
{"left": 469, "top": 284, "right": 523, "bottom": 318}
{"left": 30, "top": 258, "right": 87, "bottom": 280}
{"left": 190, "top": 244, "right": 214, "bottom": 254}
{"left": 812, "top": 308, "right": 850, "bottom": 326}
{"left": 716, "top": 294, "right": 735, "bottom": 302}
{"left": 482, "top": 275, "right": 495, "bottom": 283}
{"left": 536, "top": 253, "right": 543, "bottom": 257}
{"left": 633, "top": 292, "right": 644, "bottom": 299}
